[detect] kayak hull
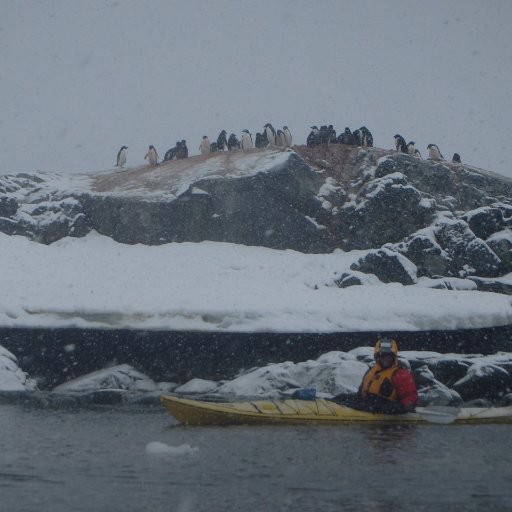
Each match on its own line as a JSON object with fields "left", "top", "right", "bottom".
{"left": 161, "top": 396, "right": 512, "bottom": 426}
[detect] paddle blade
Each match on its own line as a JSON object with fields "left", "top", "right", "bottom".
{"left": 416, "top": 406, "right": 460, "bottom": 424}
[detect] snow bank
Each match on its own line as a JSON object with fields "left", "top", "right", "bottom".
{"left": 1, "top": 232, "right": 512, "bottom": 332}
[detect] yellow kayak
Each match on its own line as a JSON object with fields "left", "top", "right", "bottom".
{"left": 161, "top": 396, "right": 512, "bottom": 426}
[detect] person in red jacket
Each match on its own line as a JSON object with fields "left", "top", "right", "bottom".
{"left": 332, "top": 338, "right": 418, "bottom": 414}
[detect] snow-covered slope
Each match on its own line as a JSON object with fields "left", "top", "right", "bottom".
{"left": 1, "top": 231, "right": 511, "bottom": 332}
{"left": 2, "top": 145, "right": 512, "bottom": 332}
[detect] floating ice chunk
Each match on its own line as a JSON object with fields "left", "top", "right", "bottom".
{"left": 145, "top": 442, "right": 199, "bottom": 456}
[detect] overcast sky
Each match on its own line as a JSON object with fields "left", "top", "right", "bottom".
{"left": 1, "top": 0, "right": 511, "bottom": 177}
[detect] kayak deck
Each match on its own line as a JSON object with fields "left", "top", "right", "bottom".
{"left": 161, "top": 396, "right": 512, "bottom": 426}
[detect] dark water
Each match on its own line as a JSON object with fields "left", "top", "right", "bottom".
{"left": 1, "top": 405, "right": 511, "bottom": 512}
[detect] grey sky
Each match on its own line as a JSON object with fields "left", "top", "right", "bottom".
{"left": 1, "top": 0, "right": 511, "bottom": 177}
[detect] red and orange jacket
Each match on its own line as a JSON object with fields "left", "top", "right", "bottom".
{"left": 359, "top": 363, "right": 418, "bottom": 411}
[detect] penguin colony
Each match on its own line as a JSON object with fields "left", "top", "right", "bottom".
{"left": 115, "top": 123, "right": 292, "bottom": 169}
{"left": 306, "top": 124, "right": 373, "bottom": 148}
{"left": 116, "top": 123, "right": 461, "bottom": 169}
{"left": 394, "top": 134, "right": 460, "bottom": 163}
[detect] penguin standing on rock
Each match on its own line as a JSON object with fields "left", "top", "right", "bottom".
{"left": 327, "top": 125, "right": 336, "bottom": 144}
{"left": 144, "top": 145, "right": 158, "bottom": 166}
{"left": 116, "top": 146, "right": 127, "bottom": 169}
{"left": 283, "top": 126, "right": 293, "bottom": 148}
{"left": 255, "top": 132, "right": 265, "bottom": 148}
{"left": 394, "top": 134, "right": 408, "bottom": 153}
{"left": 339, "top": 127, "right": 355, "bottom": 145}
{"left": 276, "top": 129, "right": 287, "bottom": 148}
{"left": 307, "top": 126, "right": 319, "bottom": 147}
{"left": 177, "top": 140, "right": 188, "bottom": 159}
{"left": 427, "top": 143, "right": 444, "bottom": 160}
{"left": 407, "top": 141, "right": 421, "bottom": 158}
{"left": 319, "top": 126, "right": 329, "bottom": 145}
{"left": 164, "top": 143, "right": 179, "bottom": 161}
{"left": 199, "top": 136, "right": 210, "bottom": 155}
{"left": 452, "top": 153, "right": 461, "bottom": 163}
{"left": 264, "top": 123, "right": 276, "bottom": 146}
{"left": 360, "top": 126, "right": 373, "bottom": 147}
{"left": 217, "top": 130, "right": 228, "bottom": 151}
{"left": 228, "top": 133, "right": 240, "bottom": 151}
{"left": 241, "top": 129, "right": 253, "bottom": 150}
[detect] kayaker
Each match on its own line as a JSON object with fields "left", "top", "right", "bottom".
{"left": 332, "top": 338, "right": 418, "bottom": 414}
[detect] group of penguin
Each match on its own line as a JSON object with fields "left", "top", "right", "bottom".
{"left": 307, "top": 125, "right": 373, "bottom": 147}
{"left": 199, "top": 124, "right": 293, "bottom": 155}
{"left": 115, "top": 124, "right": 462, "bottom": 169}
{"left": 115, "top": 144, "right": 165, "bottom": 169}
{"left": 394, "top": 134, "right": 461, "bottom": 163}
{"left": 115, "top": 123, "right": 293, "bottom": 169}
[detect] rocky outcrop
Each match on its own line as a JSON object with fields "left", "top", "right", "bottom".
{"left": 0, "top": 346, "right": 37, "bottom": 392}
{"left": 1, "top": 145, "right": 512, "bottom": 292}
{"left": 350, "top": 248, "right": 417, "bottom": 285}
{"left": 3, "top": 348, "right": 509, "bottom": 408}
{"left": 452, "top": 363, "right": 512, "bottom": 402}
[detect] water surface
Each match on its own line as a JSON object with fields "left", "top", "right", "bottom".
{"left": 1, "top": 405, "right": 510, "bottom": 511}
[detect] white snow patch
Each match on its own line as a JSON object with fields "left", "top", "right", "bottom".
{"left": 0, "top": 346, "right": 37, "bottom": 391}
{"left": 1, "top": 231, "right": 512, "bottom": 333}
{"left": 174, "top": 378, "right": 219, "bottom": 394}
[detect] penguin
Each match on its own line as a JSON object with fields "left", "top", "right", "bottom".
{"left": 174, "top": 141, "right": 182, "bottom": 158}
{"left": 264, "top": 123, "right": 276, "bottom": 146}
{"left": 116, "top": 146, "right": 128, "bottom": 169}
{"left": 319, "top": 125, "right": 329, "bottom": 145}
{"left": 307, "top": 126, "right": 319, "bottom": 147}
{"left": 283, "top": 126, "right": 293, "bottom": 148}
{"left": 144, "top": 145, "right": 158, "bottom": 166}
{"left": 210, "top": 142, "right": 218, "bottom": 152}
{"left": 177, "top": 140, "right": 188, "bottom": 159}
{"left": 276, "top": 129, "right": 287, "bottom": 148}
{"left": 394, "top": 134, "right": 408, "bottom": 153}
{"left": 255, "top": 132, "right": 265, "bottom": 148}
{"left": 164, "top": 142, "right": 180, "bottom": 161}
{"left": 199, "top": 136, "right": 210, "bottom": 155}
{"left": 241, "top": 129, "right": 253, "bottom": 150}
{"left": 228, "top": 133, "right": 241, "bottom": 151}
{"left": 411, "top": 147, "right": 421, "bottom": 159}
{"left": 340, "top": 127, "right": 355, "bottom": 145}
{"left": 217, "top": 130, "right": 228, "bottom": 151}
{"left": 452, "top": 153, "right": 461, "bottom": 163}
{"left": 427, "top": 143, "right": 444, "bottom": 160}
{"left": 327, "top": 125, "right": 336, "bottom": 144}
{"left": 360, "top": 126, "right": 373, "bottom": 147}
{"left": 164, "top": 148, "right": 176, "bottom": 162}
{"left": 407, "top": 141, "right": 417, "bottom": 156}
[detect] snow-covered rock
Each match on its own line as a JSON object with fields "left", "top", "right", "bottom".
{"left": 350, "top": 248, "right": 418, "bottom": 285}
{"left": 453, "top": 363, "right": 512, "bottom": 402}
{"left": 52, "top": 364, "right": 157, "bottom": 393}
{"left": 412, "top": 365, "right": 463, "bottom": 406}
{"left": 170, "top": 349, "right": 512, "bottom": 405}
{"left": 0, "top": 346, "right": 37, "bottom": 391}
{"left": 174, "top": 378, "right": 220, "bottom": 395}
{"left": 215, "top": 365, "right": 300, "bottom": 400}
{"left": 2, "top": 146, "right": 512, "bottom": 288}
